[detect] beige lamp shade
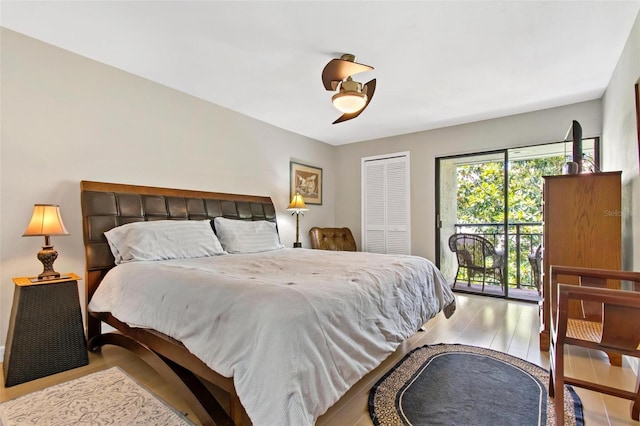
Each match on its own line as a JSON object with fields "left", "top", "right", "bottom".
{"left": 23, "top": 204, "right": 69, "bottom": 237}
{"left": 23, "top": 204, "right": 69, "bottom": 280}
{"left": 287, "top": 193, "right": 308, "bottom": 248}
{"left": 287, "top": 193, "right": 309, "bottom": 213}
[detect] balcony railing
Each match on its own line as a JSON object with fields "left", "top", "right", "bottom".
{"left": 453, "top": 222, "right": 542, "bottom": 291}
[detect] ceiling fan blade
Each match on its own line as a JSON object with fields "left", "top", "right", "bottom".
{"left": 332, "top": 79, "right": 376, "bottom": 124}
{"left": 364, "top": 78, "right": 376, "bottom": 103}
{"left": 322, "top": 58, "right": 374, "bottom": 91}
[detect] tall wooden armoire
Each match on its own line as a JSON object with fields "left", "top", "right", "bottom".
{"left": 539, "top": 171, "right": 622, "bottom": 350}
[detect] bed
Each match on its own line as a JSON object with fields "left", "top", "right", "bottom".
{"left": 80, "top": 180, "right": 456, "bottom": 426}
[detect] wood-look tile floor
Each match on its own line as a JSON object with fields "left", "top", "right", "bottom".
{"left": 1, "top": 293, "right": 638, "bottom": 425}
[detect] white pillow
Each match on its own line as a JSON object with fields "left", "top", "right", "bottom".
{"left": 213, "top": 217, "right": 284, "bottom": 254}
{"left": 105, "top": 219, "right": 225, "bottom": 264}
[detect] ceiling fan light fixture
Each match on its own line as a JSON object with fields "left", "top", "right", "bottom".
{"left": 331, "top": 77, "right": 367, "bottom": 113}
{"left": 321, "top": 54, "right": 375, "bottom": 122}
{"left": 332, "top": 91, "right": 367, "bottom": 113}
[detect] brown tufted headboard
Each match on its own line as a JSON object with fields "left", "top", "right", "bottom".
{"left": 80, "top": 180, "right": 276, "bottom": 338}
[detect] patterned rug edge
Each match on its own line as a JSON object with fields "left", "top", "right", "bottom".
{"left": 369, "top": 343, "right": 584, "bottom": 426}
{"left": 0, "top": 366, "right": 194, "bottom": 426}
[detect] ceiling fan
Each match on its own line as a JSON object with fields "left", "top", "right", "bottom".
{"left": 321, "top": 54, "right": 376, "bottom": 124}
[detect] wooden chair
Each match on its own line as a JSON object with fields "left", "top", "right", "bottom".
{"left": 448, "top": 233, "right": 504, "bottom": 291}
{"left": 309, "top": 227, "right": 356, "bottom": 251}
{"left": 548, "top": 265, "right": 640, "bottom": 425}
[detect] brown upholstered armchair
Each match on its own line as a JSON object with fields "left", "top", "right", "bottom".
{"left": 309, "top": 227, "right": 356, "bottom": 251}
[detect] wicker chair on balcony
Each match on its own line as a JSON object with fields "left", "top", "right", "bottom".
{"left": 528, "top": 245, "right": 542, "bottom": 295}
{"left": 448, "top": 233, "right": 505, "bottom": 291}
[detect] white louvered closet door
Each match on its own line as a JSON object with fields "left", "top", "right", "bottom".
{"left": 362, "top": 153, "right": 410, "bottom": 254}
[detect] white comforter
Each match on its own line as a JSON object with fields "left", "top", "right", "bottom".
{"left": 89, "top": 248, "right": 455, "bottom": 426}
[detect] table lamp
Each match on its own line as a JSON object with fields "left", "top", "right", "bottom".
{"left": 287, "top": 193, "right": 308, "bottom": 248}
{"left": 23, "top": 204, "right": 69, "bottom": 280}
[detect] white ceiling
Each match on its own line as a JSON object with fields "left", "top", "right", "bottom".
{"left": 2, "top": 1, "right": 639, "bottom": 146}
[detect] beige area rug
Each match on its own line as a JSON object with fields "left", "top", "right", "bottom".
{"left": 0, "top": 367, "right": 194, "bottom": 425}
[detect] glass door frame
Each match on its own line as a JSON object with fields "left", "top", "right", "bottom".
{"left": 435, "top": 148, "right": 510, "bottom": 298}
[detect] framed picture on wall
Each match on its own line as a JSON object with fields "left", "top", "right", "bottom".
{"left": 290, "top": 162, "right": 322, "bottom": 205}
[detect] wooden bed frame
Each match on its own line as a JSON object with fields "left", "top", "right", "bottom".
{"left": 81, "top": 180, "right": 279, "bottom": 426}
{"left": 80, "top": 180, "right": 453, "bottom": 426}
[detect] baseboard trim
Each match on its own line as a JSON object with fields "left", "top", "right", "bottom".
{"left": 629, "top": 355, "right": 639, "bottom": 376}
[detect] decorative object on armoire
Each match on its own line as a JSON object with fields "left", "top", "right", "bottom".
{"left": 369, "top": 344, "right": 584, "bottom": 426}
{"left": 290, "top": 161, "right": 322, "bottom": 205}
{"left": 562, "top": 161, "right": 579, "bottom": 175}
{"left": 321, "top": 53, "right": 376, "bottom": 124}
{"left": 548, "top": 265, "right": 640, "bottom": 425}
{"left": 22, "top": 204, "right": 69, "bottom": 280}
{"left": 287, "top": 193, "right": 308, "bottom": 248}
{"left": 539, "top": 172, "right": 622, "bottom": 352}
{"left": 562, "top": 120, "right": 582, "bottom": 174}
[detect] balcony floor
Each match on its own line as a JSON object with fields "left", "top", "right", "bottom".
{"left": 451, "top": 281, "right": 541, "bottom": 303}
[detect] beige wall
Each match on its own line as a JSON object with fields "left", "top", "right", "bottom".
{"left": 0, "top": 29, "right": 335, "bottom": 347}
{"left": 335, "top": 99, "right": 603, "bottom": 262}
{"left": 2, "top": 11, "right": 638, "bottom": 354}
{"left": 602, "top": 11, "right": 640, "bottom": 272}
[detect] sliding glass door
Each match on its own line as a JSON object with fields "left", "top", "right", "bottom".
{"left": 436, "top": 139, "right": 600, "bottom": 301}
{"left": 437, "top": 150, "right": 508, "bottom": 297}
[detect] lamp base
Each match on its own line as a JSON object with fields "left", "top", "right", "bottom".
{"left": 37, "top": 245, "right": 60, "bottom": 280}
{"left": 293, "top": 242, "right": 302, "bottom": 248}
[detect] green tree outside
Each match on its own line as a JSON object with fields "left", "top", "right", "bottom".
{"left": 455, "top": 156, "right": 565, "bottom": 289}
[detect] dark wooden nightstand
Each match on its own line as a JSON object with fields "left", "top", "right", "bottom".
{"left": 3, "top": 273, "right": 88, "bottom": 387}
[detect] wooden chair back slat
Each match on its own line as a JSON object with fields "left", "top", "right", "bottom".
{"left": 549, "top": 265, "right": 640, "bottom": 425}
{"left": 601, "top": 305, "right": 640, "bottom": 352}
{"left": 580, "top": 276, "right": 608, "bottom": 320}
